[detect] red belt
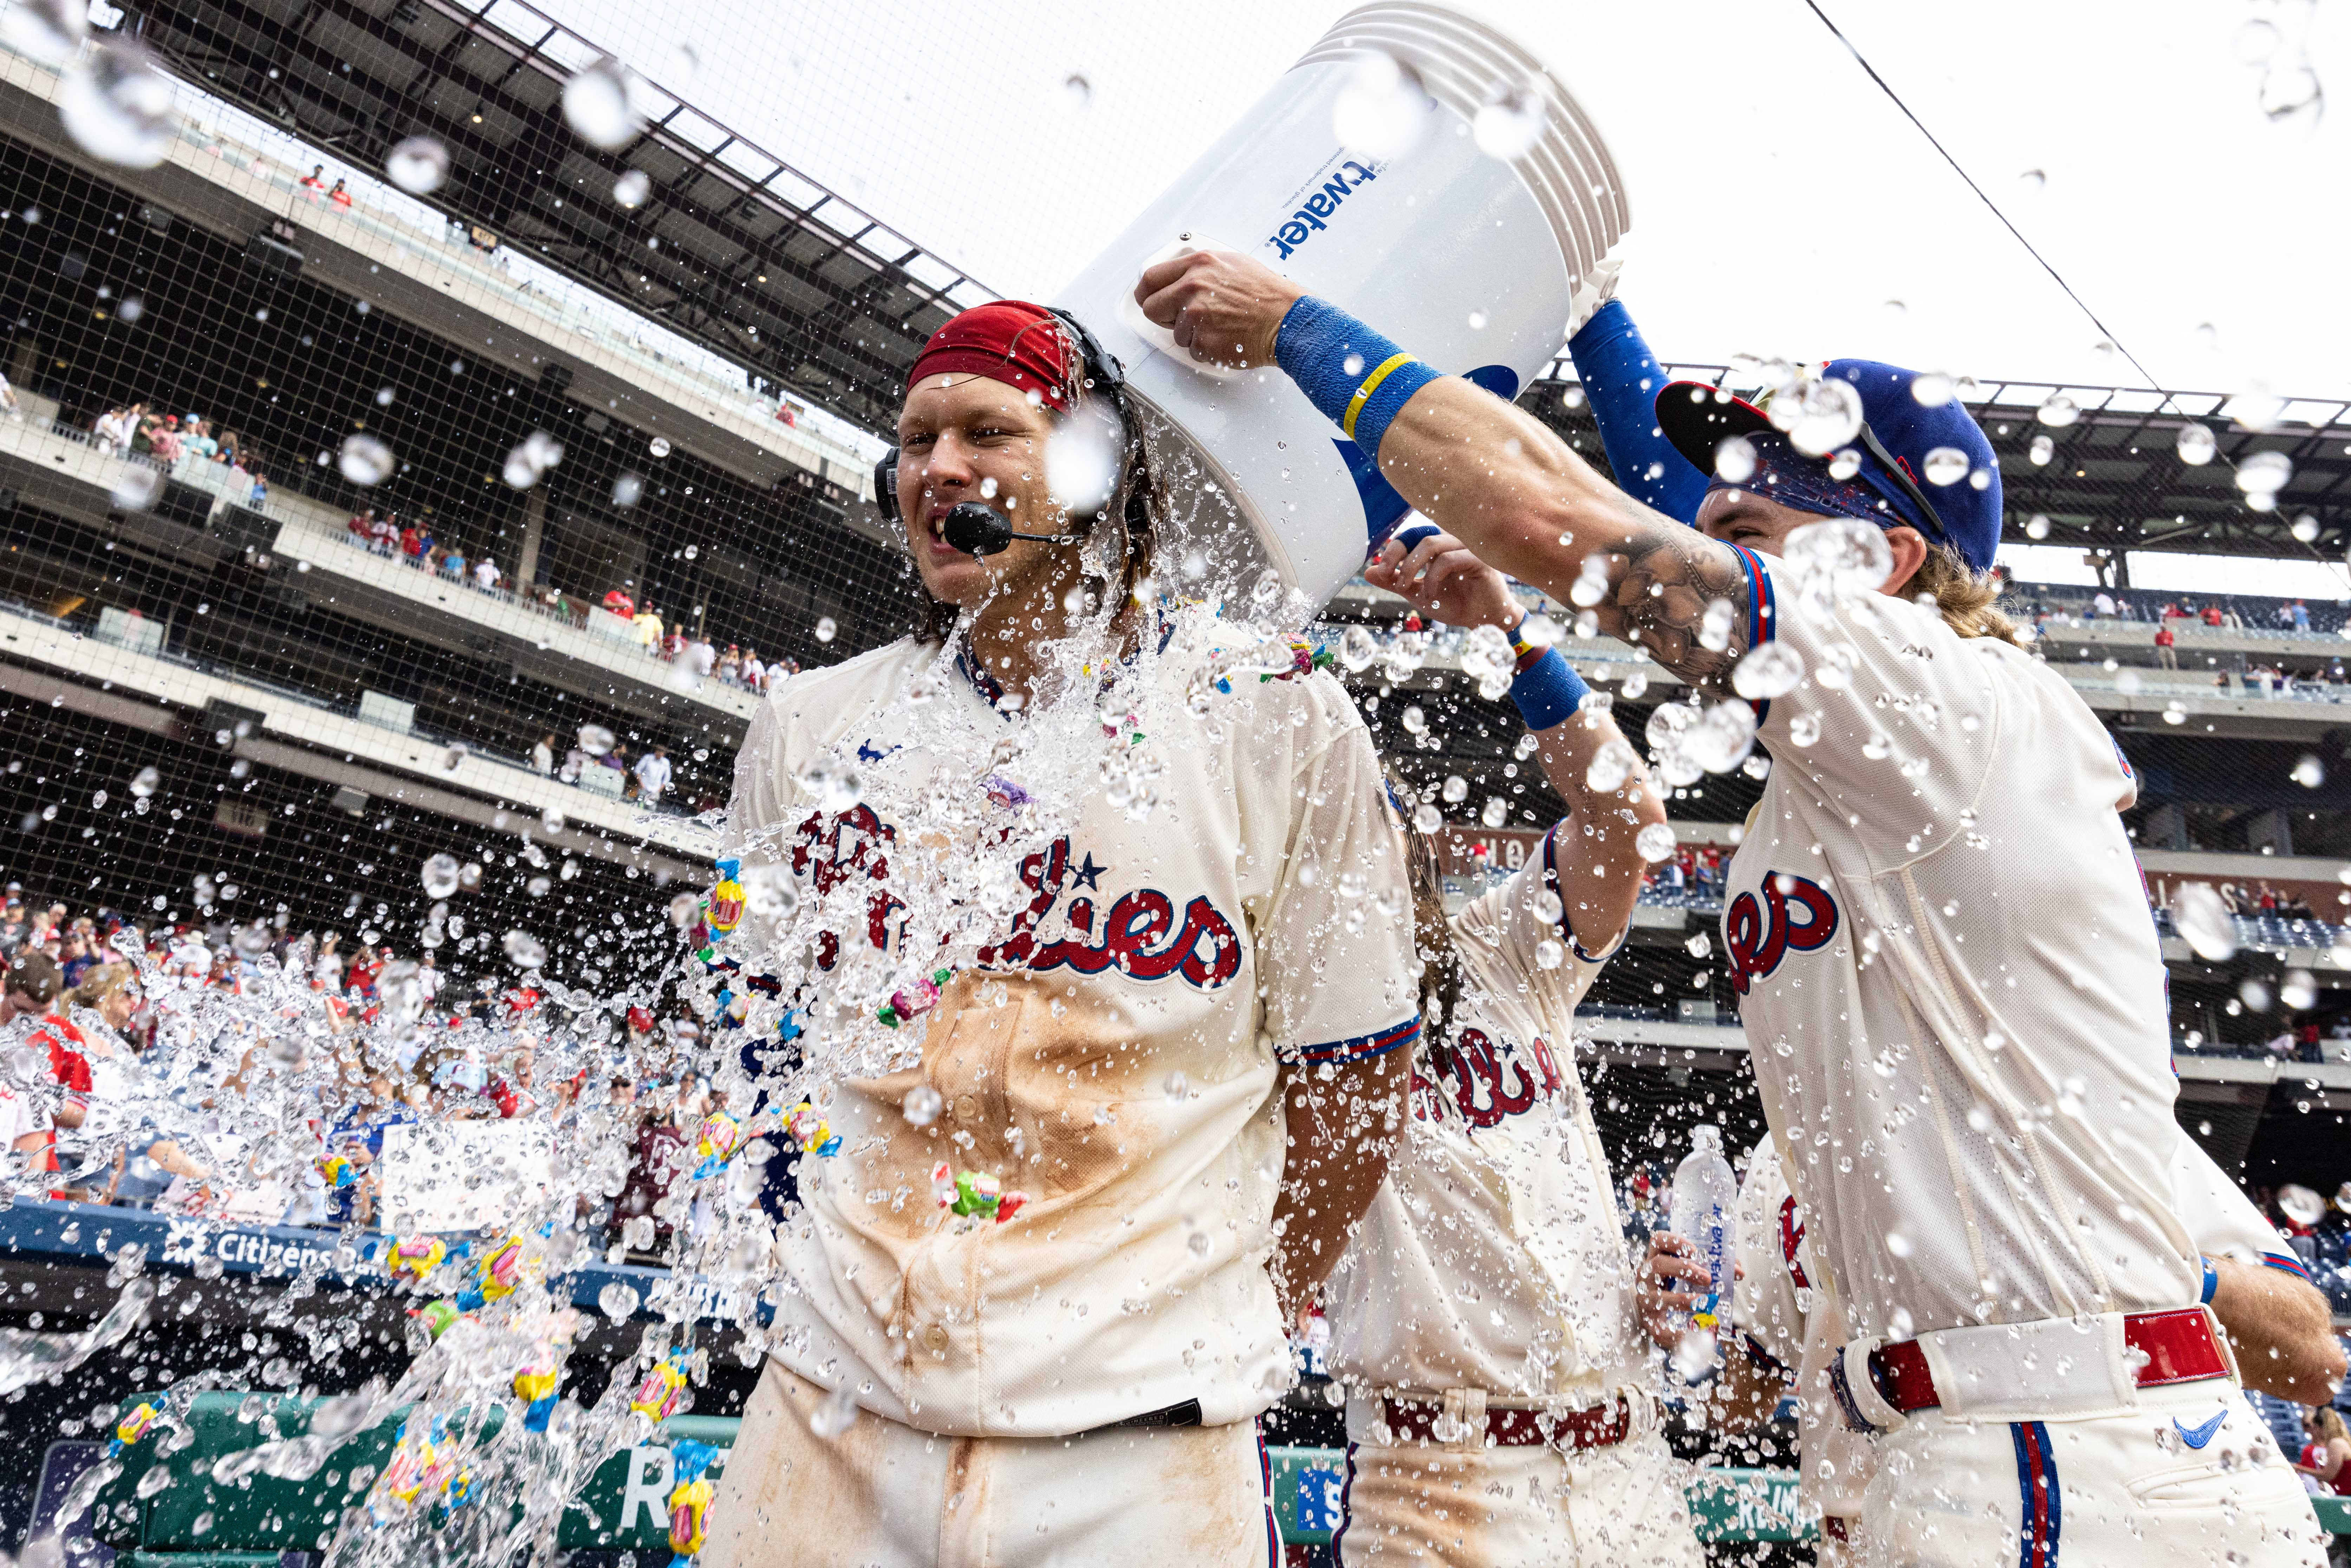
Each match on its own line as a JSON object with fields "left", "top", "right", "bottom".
{"left": 1381, "top": 1394, "right": 1630, "bottom": 1450}
{"left": 1868, "top": 1308, "right": 2229, "bottom": 1414}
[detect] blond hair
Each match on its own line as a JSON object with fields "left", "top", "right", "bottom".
{"left": 1903, "top": 546, "right": 2027, "bottom": 648}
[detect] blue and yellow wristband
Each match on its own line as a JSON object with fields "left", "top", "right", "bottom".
{"left": 1274, "top": 296, "right": 1443, "bottom": 458}
{"left": 1506, "top": 614, "right": 1587, "bottom": 730}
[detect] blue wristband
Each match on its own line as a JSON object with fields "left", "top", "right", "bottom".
{"left": 2199, "top": 1256, "right": 2219, "bottom": 1304}
{"left": 1509, "top": 647, "right": 1588, "bottom": 730}
{"left": 1274, "top": 296, "right": 1443, "bottom": 458}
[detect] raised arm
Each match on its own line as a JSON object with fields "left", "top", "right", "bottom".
{"left": 1136, "top": 252, "right": 1758, "bottom": 694}
{"left": 2208, "top": 1256, "right": 2344, "bottom": 1404}
{"left": 1361, "top": 526, "right": 1663, "bottom": 945}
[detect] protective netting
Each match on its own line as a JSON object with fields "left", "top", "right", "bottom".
{"left": 0, "top": 6, "right": 2338, "bottom": 1566}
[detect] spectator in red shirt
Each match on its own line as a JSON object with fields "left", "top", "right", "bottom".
{"left": 603, "top": 586, "right": 638, "bottom": 617}
{"left": 2202, "top": 603, "right": 2225, "bottom": 627}
{"left": 2303, "top": 1407, "right": 2350, "bottom": 1492}
{"left": 2154, "top": 622, "right": 2178, "bottom": 669}
{"left": 1, "top": 952, "right": 89, "bottom": 1185}
{"left": 400, "top": 524, "right": 422, "bottom": 558}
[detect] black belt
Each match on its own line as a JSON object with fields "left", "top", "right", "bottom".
{"left": 1109, "top": 1397, "right": 1202, "bottom": 1430}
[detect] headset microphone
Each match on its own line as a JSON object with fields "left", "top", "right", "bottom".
{"left": 941, "top": 501, "right": 1065, "bottom": 557}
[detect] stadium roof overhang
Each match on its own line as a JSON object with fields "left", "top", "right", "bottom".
{"left": 1535, "top": 360, "right": 2351, "bottom": 574}
{"left": 121, "top": 0, "right": 987, "bottom": 436}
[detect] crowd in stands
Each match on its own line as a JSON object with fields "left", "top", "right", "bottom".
{"left": 2005, "top": 580, "right": 2349, "bottom": 639}
{"left": 0, "top": 883, "right": 725, "bottom": 1255}
{"left": 87, "top": 402, "right": 271, "bottom": 504}
{"left": 338, "top": 513, "right": 800, "bottom": 700}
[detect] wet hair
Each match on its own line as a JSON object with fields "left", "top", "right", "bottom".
{"left": 914, "top": 328, "right": 1165, "bottom": 644}
{"left": 1898, "top": 544, "right": 2026, "bottom": 648}
{"left": 1383, "top": 761, "right": 1463, "bottom": 1037}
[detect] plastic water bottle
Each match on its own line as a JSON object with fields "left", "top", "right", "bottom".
{"left": 1669, "top": 1124, "right": 1738, "bottom": 1332}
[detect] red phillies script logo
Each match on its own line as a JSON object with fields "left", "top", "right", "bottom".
{"left": 1779, "top": 1193, "right": 1810, "bottom": 1290}
{"left": 1723, "top": 873, "right": 1839, "bottom": 996}
{"left": 1414, "top": 1027, "right": 1564, "bottom": 1128}
{"left": 978, "top": 836, "right": 1241, "bottom": 990}
{"left": 793, "top": 805, "right": 905, "bottom": 970}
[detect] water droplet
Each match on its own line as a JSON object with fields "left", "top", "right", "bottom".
{"left": 1331, "top": 51, "right": 1427, "bottom": 159}
{"left": 1411, "top": 802, "right": 1442, "bottom": 834}
{"left": 59, "top": 42, "right": 174, "bottom": 169}
{"left": 1440, "top": 775, "right": 1468, "bottom": 804}
{"left": 1338, "top": 625, "right": 1378, "bottom": 672}
{"left": 1782, "top": 517, "right": 1893, "bottom": 598}
{"left": 576, "top": 724, "right": 616, "bottom": 756}
{"left": 2291, "top": 754, "right": 2325, "bottom": 789}
{"left": 1533, "top": 938, "right": 1564, "bottom": 970}
{"left": 2024, "top": 513, "right": 2051, "bottom": 539}
{"left": 2170, "top": 883, "right": 2236, "bottom": 961}
{"left": 649, "top": 436, "right": 672, "bottom": 458}
{"left": 808, "top": 1384, "right": 859, "bottom": 1439}
{"left": 1472, "top": 80, "right": 1546, "bottom": 161}
{"left": 903, "top": 1087, "right": 943, "bottom": 1126}
{"left": 814, "top": 616, "right": 838, "bottom": 644}
{"left": 1466, "top": 309, "right": 1488, "bottom": 330}
{"left": 1401, "top": 705, "right": 1426, "bottom": 735}
{"left": 1480, "top": 796, "right": 1508, "bottom": 828}
{"left": 2234, "top": 450, "right": 2291, "bottom": 503}
{"left": 2236, "top": 18, "right": 2282, "bottom": 64}
{"left": 597, "top": 1281, "right": 639, "bottom": 1319}
{"left": 2290, "top": 512, "right": 2319, "bottom": 543}
{"left": 1, "top": 0, "right": 83, "bottom": 65}
{"left": 384, "top": 136, "right": 448, "bottom": 195}
{"left": 109, "top": 464, "right": 162, "bottom": 511}
{"left": 130, "top": 765, "right": 159, "bottom": 797}
{"left": 561, "top": 58, "right": 642, "bottom": 151}
{"left": 2176, "top": 423, "right": 2217, "bottom": 465}
{"left": 612, "top": 472, "right": 644, "bottom": 508}
{"left": 2017, "top": 169, "right": 2046, "bottom": 192}
{"left": 502, "top": 430, "right": 564, "bottom": 490}
{"left": 1046, "top": 403, "right": 1120, "bottom": 516}
{"left": 1164, "top": 1071, "right": 1189, "bottom": 1100}
{"left": 1062, "top": 71, "right": 1092, "bottom": 109}
{"left": 502, "top": 929, "right": 547, "bottom": 969}
{"left": 1584, "top": 739, "right": 1636, "bottom": 793}
{"left": 801, "top": 757, "right": 860, "bottom": 813}
{"left": 2035, "top": 392, "right": 2080, "bottom": 428}
{"left": 1635, "top": 822, "right": 1677, "bottom": 863}
{"left": 1768, "top": 374, "right": 1864, "bottom": 457}
{"left": 2281, "top": 969, "right": 2317, "bottom": 1010}
{"left": 2258, "top": 63, "right": 2323, "bottom": 129}
{"left": 1921, "top": 446, "right": 1970, "bottom": 486}
{"left": 1909, "top": 372, "right": 1955, "bottom": 408}
{"left": 1732, "top": 642, "right": 1805, "bottom": 701}
{"left": 612, "top": 168, "right": 651, "bottom": 208}
{"left": 1886, "top": 1229, "right": 1914, "bottom": 1258}
{"left": 1713, "top": 435, "right": 1757, "bottom": 483}
{"left": 421, "top": 853, "right": 461, "bottom": 899}
{"left": 337, "top": 433, "right": 394, "bottom": 486}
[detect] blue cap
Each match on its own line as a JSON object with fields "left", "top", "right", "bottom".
{"left": 1654, "top": 361, "right": 2002, "bottom": 574}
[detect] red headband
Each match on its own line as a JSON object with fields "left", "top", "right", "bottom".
{"left": 907, "top": 300, "right": 1076, "bottom": 411}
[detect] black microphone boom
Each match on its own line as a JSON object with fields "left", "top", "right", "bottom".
{"left": 941, "top": 501, "right": 1064, "bottom": 557}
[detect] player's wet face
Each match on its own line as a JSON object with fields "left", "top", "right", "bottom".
{"left": 896, "top": 373, "right": 1070, "bottom": 612}
{"left": 1696, "top": 490, "right": 1923, "bottom": 595}
{"left": 1693, "top": 489, "right": 1837, "bottom": 557}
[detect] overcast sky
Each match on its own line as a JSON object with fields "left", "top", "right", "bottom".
{"left": 527, "top": 0, "right": 2347, "bottom": 591}
{"left": 535, "top": 0, "right": 2344, "bottom": 401}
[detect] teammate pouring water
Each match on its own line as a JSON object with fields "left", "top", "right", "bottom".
{"left": 1135, "top": 249, "right": 2331, "bottom": 1564}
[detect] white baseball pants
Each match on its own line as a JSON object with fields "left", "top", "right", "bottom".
{"left": 697, "top": 1359, "right": 1279, "bottom": 1568}
{"left": 1862, "top": 1378, "right": 2327, "bottom": 1567}
{"left": 1334, "top": 1428, "right": 1704, "bottom": 1567}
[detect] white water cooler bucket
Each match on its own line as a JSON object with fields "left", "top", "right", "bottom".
{"left": 1057, "top": 0, "right": 1630, "bottom": 613}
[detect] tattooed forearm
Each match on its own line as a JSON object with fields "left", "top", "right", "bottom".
{"left": 1598, "top": 523, "right": 1754, "bottom": 695}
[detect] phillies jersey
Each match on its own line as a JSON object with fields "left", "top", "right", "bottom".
{"left": 1718, "top": 546, "right": 2196, "bottom": 1342}
{"left": 727, "top": 609, "right": 1419, "bottom": 1437}
{"left": 1325, "top": 827, "right": 1643, "bottom": 1419}
{"left": 1734, "top": 1129, "right": 2301, "bottom": 1524}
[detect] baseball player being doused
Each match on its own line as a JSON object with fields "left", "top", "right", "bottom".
{"left": 1132, "top": 251, "right": 2331, "bottom": 1564}
{"left": 700, "top": 299, "right": 1422, "bottom": 1568}
{"left": 1317, "top": 524, "right": 1703, "bottom": 1566}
